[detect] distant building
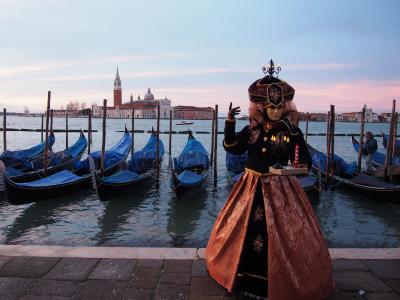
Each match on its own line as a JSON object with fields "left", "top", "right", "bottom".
{"left": 92, "top": 69, "right": 172, "bottom": 118}
{"left": 113, "top": 67, "right": 122, "bottom": 107}
{"left": 341, "top": 112, "right": 357, "bottom": 122}
{"left": 379, "top": 113, "right": 392, "bottom": 122}
{"left": 173, "top": 106, "right": 213, "bottom": 120}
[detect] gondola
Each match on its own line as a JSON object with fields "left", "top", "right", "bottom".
{"left": 381, "top": 131, "right": 400, "bottom": 158}
{"left": 4, "top": 131, "right": 87, "bottom": 183}
{"left": 351, "top": 135, "right": 386, "bottom": 168}
{"left": 309, "top": 143, "right": 400, "bottom": 202}
{"left": 352, "top": 136, "right": 400, "bottom": 179}
{"left": 226, "top": 152, "right": 320, "bottom": 202}
{"left": 171, "top": 131, "right": 210, "bottom": 197}
{"left": 2, "top": 129, "right": 132, "bottom": 204}
{"left": 96, "top": 129, "right": 164, "bottom": 199}
{"left": 0, "top": 132, "right": 55, "bottom": 168}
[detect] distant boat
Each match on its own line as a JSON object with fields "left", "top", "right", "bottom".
{"left": 176, "top": 121, "right": 194, "bottom": 126}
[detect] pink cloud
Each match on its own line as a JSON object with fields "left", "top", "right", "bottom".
{"left": 294, "top": 80, "right": 400, "bottom": 113}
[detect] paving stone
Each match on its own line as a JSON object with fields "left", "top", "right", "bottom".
{"left": 28, "top": 279, "right": 79, "bottom": 297}
{"left": 163, "top": 260, "right": 193, "bottom": 273}
{"left": 0, "top": 256, "right": 13, "bottom": 269}
{"left": 0, "top": 277, "right": 35, "bottom": 300}
{"left": 20, "top": 296, "right": 71, "bottom": 300}
{"left": 137, "top": 259, "right": 163, "bottom": 268}
{"left": 88, "top": 259, "right": 136, "bottom": 281}
{"left": 156, "top": 283, "right": 189, "bottom": 300}
{"left": 333, "top": 259, "right": 368, "bottom": 271}
{"left": 190, "top": 276, "right": 229, "bottom": 297}
{"left": 192, "top": 260, "right": 208, "bottom": 277}
{"left": 131, "top": 267, "right": 161, "bottom": 289}
{"left": 0, "top": 257, "right": 59, "bottom": 278}
{"left": 325, "top": 290, "right": 363, "bottom": 299}
{"left": 160, "top": 272, "right": 191, "bottom": 285}
{"left": 72, "top": 280, "right": 127, "bottom": 300}
{"left": 333, "top": 271, "right": 391, "bottom": 292}
{"left": 189, "top": 295, "right": 232, "bottom": 300}
{"left": 44, "top": 258, "right": 99, "bottom": 281}
{"left": 365, "top": 293, "right": 400, "bottom": 300}
{"left": 384, "top": 280, "right": 400, "bottom": 295}
{"left": 123, "top": 287, "right": 154, "bottom": 300}
{"left": 362, "top": 260, "right": 400, "bottom": 279}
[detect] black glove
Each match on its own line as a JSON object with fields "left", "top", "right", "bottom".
{"left": 228, "top": 102, "right": 241, "bottom": 119}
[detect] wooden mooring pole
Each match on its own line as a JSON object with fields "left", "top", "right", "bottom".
{"left": 65, "top": 112, "right": 69, "bottom": 148}
{"left": 41, "top": 114, "right": 44, "bottom": 142}
{"left": 213, "top": 105, "right": 218, "bottom": 186}
{"left": 305, "top": 112, "right": 310, "bottom": 143}
{"left": 325, "top": 110, "right": 331, "bottom": 183}
{"left": 329, "top": 105, "right": 335, "bottom": 183}
{"left": 44, "top": 92, "right": 51, "bottom": 175}
{"left": 168, "top": 110, "right": 172, "bottom": 167}
{"left": 50, "top": 109, "right": 53, "bottom": 132}
{"left": 88, "top": 109, "right": 92, "bottom": 154}
{"left": 357, "top": 106, "right": 366, "bottom": 173}
{"left": 385, "top": 100, "right": 396, "bottom": 178}
{"left": 392, "top": 112, "right": 398, "bottom": 164}
{"left": 100, "top": 99, "right": 107, "bottom": 176}
{"left": 131, "top": 108, "right": 135, "bottom": 154}
{"left": 3, "top": 108, "right": 6, "bottom": 152}
{"left": 155, "top": 104, "right": 161, "bottom": 185}
{"left": 210, "top": 108, "right": 215, "bottom": 167}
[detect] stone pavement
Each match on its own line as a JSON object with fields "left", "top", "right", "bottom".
{"left": 0, "top": 255, "right": 399, "bottom": 300}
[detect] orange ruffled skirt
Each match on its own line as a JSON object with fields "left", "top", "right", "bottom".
{"left": 206, "top": 171, "right": 334, "bottom": 300}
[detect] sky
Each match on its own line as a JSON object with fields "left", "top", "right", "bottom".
{"left": 0, "top": 0, "right": 399, "bottom": 114}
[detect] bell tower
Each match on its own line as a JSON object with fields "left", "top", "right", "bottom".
{"left": 113, "top": 67, "right": 122, "bottom": 107}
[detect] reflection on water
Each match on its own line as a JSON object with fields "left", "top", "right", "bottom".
{"left": 0, "top": 116, "right": 399, "bottom": 248}
{"left": 167, "top": 188, "right": 208, "bottom": 247}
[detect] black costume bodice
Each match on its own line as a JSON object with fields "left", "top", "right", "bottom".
{"left": 223, "top": 118, "right": 311, "bottom": 174}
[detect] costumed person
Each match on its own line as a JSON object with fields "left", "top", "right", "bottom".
{"left": 362, "top": 131, "right": 377, "bottom": 172}
{"left": 206, "top": 60, "right": 334, "bottom": 300}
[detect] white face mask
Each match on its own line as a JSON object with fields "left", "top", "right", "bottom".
{"left": 265, "top": 104, "right": 285, "bottom": 121}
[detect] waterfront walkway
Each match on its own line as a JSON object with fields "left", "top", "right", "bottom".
{"left": 0, "top": 246, "right": 399, "bottom": 300}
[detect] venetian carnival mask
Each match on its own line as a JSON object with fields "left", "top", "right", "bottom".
{"left": 264, "top": 103, "right": 285, "bottom": 122}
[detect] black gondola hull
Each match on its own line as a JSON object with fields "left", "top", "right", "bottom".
{"left": 97, "top": 171, "right": 155, "bottom": 199}
{"left": 171, "top": 170, "right": 209, "bottom": 198}
{"left": 5, "top": 175, "right": 91, "bottom": 205}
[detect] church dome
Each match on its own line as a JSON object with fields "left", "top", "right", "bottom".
{"left": 144, "top": 88, "right": 154, "bottom": 101}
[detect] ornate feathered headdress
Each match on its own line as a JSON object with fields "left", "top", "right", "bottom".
{"left": 248, "top": 59, "right": 295, "bottom": 107}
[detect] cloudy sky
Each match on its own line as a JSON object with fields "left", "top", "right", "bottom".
{"left": 0, "top": 0, "right": 399, "bottom": 114}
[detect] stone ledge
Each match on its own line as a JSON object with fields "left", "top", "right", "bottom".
{"left": 0, "top": 245, "right": 399, "bottom": 260}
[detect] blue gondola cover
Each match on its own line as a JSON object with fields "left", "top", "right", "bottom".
{"left": 174, "top": 137, "right": 209, "bottom": 172}
{"left": 130, "top": 134, "right": 164, "bottom": 174}
{"left": 312, "top": 152, "right": 357, "bottom": 176}
{"left": 102, "top": 170, "right": 140, "bottom": 183}
{"left": 0, "top": 133, "right": 55, "bottom": 166}
{"left": 17, "top": 170, "right": 81, "bottom": 187}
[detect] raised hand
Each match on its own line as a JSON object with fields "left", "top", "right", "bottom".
{"left": 228, "top": 102, "right": 241, "bottom": 119}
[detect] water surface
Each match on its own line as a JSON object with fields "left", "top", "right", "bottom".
{"left": 0, "top": 116, "right": 399, "bottom": 248}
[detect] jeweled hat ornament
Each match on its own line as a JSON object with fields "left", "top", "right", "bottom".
{"left": 248, "top": 59, "right": 295, "bottom": 107}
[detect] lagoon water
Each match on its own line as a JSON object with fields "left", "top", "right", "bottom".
{"left": 0, "top": 116, "right": 399, "bottom": 248}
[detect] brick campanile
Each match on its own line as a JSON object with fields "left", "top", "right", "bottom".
{"left": 113, "top": 67, "right": 122, "bottom": 107}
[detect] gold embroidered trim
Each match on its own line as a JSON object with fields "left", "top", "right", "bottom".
{"left": 223, "top": 140, "right": 238, "bottom": 148}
